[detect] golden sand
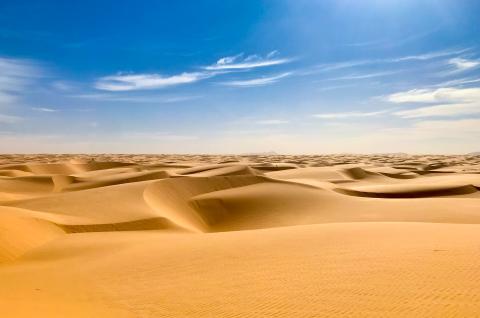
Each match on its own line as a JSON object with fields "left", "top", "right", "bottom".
{"left": 1, "top": 154, "right": 480, "bottom": 317}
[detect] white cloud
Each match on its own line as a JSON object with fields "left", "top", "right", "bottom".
{"left": 394, "top": 102, "right": 480, "bottom": 118}
{"left": 388, "top": 86, "right": 480, "bottom": 118}
{"left": 303, "top": 48, "right": 470, "bottom": 76}
{"left": 312, "top": 110, "right": 387, "bottom": 119}
{"left": 266, "top": 50, "right": 279, "bottom": 59}
{"left": 387, "top": 89, "right": 441, "bottom": 103}
{"left": 95, "top": 72, "right": 211, "bottom": 91}
{"left": 392, "top": 48, "right": 470, "bottom": 62}
{"left": 32, "top": 107, "right": 57, "bottom": 112}
{"left": 255, "top": 119, "right": 289, "bottom": 125}
{"left": 331, "top": 71, "right": 398, "bottom": 81}
{"left": 387, "top": 87, "right": 480, "bottom": 104}
{"left": 448, "top": 58, "right": 480, "bottom": 71}
{"left": 94, "top": 51, "right": 291, "bottom": 91}
{"left": 206, "top": 52, "right": 292, "bottom": 70}
{"left": 221, "top": 72, "right": 291, "bottom": 87}
{"left": 216, "top": 53, "right": 244, "bottom": 66}
{"left": 310, "top": 60, "right": 379, "bottom": 75}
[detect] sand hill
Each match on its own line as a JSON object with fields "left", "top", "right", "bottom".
{"left": 1, "top": 154, "right": 480, "bottom": 317}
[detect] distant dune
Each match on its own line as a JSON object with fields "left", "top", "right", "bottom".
{"left": 1, "top": 154, "right": 480, "bottom": 317}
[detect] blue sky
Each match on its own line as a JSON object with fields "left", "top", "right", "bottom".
{"left": 1, "top": 0, "right": 480, "bottom": 154}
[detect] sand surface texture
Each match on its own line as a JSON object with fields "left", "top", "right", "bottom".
{"left": 1, "top": 154, "right": 480, "bottom": 317}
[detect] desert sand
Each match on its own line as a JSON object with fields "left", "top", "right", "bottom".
{"left": 1, "top": 153, "right": 480, "bottom": 317}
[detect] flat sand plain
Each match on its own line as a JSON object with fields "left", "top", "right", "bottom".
{"left": 1, "top": 153, "right": 480, "bottom": 317}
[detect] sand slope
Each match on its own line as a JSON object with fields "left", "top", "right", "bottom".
{"left": 0, "top": 154, "right": 480, "bottom": 317}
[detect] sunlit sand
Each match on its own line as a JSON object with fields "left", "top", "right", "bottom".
{"left": 0, "top": 154, "right": 480, "bottom": 317}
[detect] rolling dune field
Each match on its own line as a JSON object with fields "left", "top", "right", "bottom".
{"left": 1, "top": 154, "right": 480, "bottom": 317}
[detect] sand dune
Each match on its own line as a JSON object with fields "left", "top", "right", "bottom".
{"left": 1, "top": 154, "right": 480, "bottom": 317}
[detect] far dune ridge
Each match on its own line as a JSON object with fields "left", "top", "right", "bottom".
{"left": 1, "top": 154, "right": 480, "bottom": 317}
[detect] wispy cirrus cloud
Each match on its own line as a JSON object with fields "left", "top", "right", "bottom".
{"left": 32, "top": 107, "right": 57, "bottom": 112}
{"left": 95, "top": 72, "right": 212, "bottom": 91}
{"left": 298, "top": 60, "right": 375, "bottom": 76}
{"left": 303, "top": 48, "right": 471, "bottom": 77}
{"left": 432, "top": 77, "right": 480, "bottom": 88}
{"left": 330, "top": 71, "right": 399, "bottom": 81}
{"left": 205, "top": 51, "right": 292, "bottom": 71}
{"left": 391, "top": 48, "right": 470, "bottom": 62}
{"left": 447, "top": 57, "right": 480, "bottom": 72}
{"left": 94, "top": 51, "right": 291, "bottom": 91}
{"left": 313, "top": 110, "right": 388, "bottom": 119}
{"left": 310, "top": 60, "right": 372, "bottom": 73}
{"left": 387, "top": 87, "right": 480, "bottom": 104}
{"left": 221, "top": 72, "right": 291, "bottom": 87}
{"left": 96, "top": 47, "right": 462, "bottom": 93}
{"left": 394, "top": 102, "right": 480, "bottom": 118}
{"left": 388, "top": 86, "right": 480, "bottom": 118}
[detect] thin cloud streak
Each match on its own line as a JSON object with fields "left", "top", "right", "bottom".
{"left": 303, "top": 48, "right": 471, "bottom": 77}
{"left": 313, "top": 110, "right": 388, "bottom": 119}
{"left": 205, "top": 51, "right": 293, "bottom": 70}
{"left": 95, "top": 72, "right": 212, "bottom": 91}
{"left": 330, "top": 71, "right": 399, "bottom": 81}
{"left": 221, "top": 72, "right": 291, "bottom": 87}
{"left": 394, "top": 102, "right": 480, "bottom": 118}
{"left": 391, "top": 48, "right": 471, "bottom": 62}
{"left": 448, "top": 57, "right": 480, "bottom": 71}
{"left": 307, "top": 60, "right": 373, "bottom": 74}
{"left": 388, "top": 86, "right": 480, "bottom": 118}
{"left": 387, "top": 87, "right": 480, "bottom": 103}
{"left": 94, "top": 51, "right": 291, "bottom": 91}
{"left": 432, "top": 78, "right": 480, "bottom": 88}
{"left": 32, "top": 107, "right": 57, "bottom": 112}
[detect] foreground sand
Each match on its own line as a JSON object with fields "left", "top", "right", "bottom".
{"left": 1, "top": 154, "right": 480, "bottom": 317}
